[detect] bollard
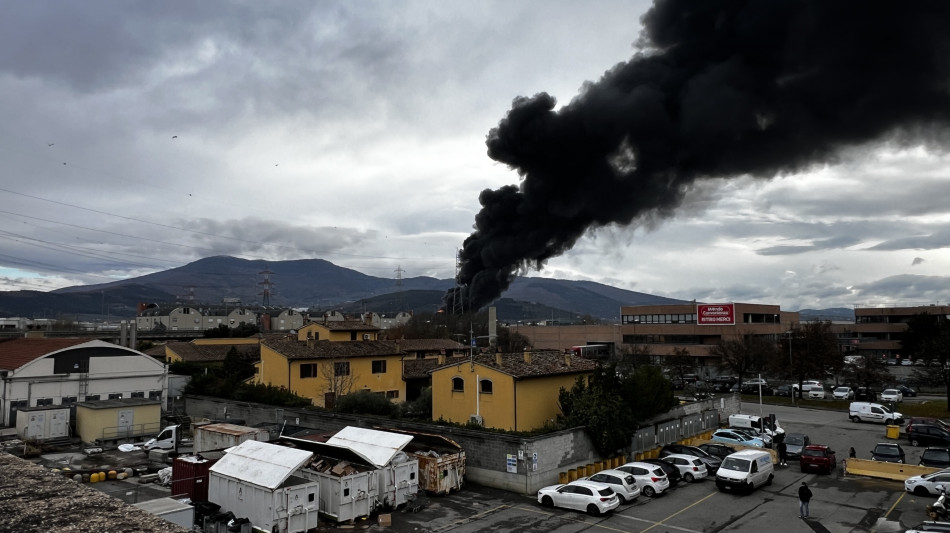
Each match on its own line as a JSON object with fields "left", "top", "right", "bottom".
{"left": 559, "top": 471, "right": 568, "bottom": 484}
{"left": 568, "top": 468, "right": 577, "bottom": 481}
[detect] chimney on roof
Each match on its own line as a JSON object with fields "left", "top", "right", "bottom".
{"left": 523, "top": 350, "right": 532, "bottom": 364}
{"left": 438, "top": 353, "right": 446, "bottom": 365}
{"left": 564, "top": 353, "right": 572, "bottom": 367}
{"left": 307, "top": 338, "right": 314, "bottom": 349}
{"left": 495, "top": 351, "right": 503, "bottom": 366}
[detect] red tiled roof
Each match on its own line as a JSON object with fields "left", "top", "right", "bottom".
{"left": 394, "top": 339, "right": 465, "bottom": 352}
{"left": 305, "top": 320, "right": 379, "bottom": 332}
{"left": 166, "top": 342, "right": 259, "bottom": 363}
{"left": 263, "top": 336, "right": 403, "bottom": 360}
{"left": 430, "top": 350, "right": 597, "bottom": 379}
{"left": 0, "top": 337, "right": 97, "bottom": 371}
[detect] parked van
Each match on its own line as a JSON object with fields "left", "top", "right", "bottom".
{"left": 849, "top": 402, "right": 904, "bottom": 425}
{"left": 715, "top": 449, "right": 774, "bottom": 494}
{"left": 728, "top": 414, "right": 785, "bottom": 438}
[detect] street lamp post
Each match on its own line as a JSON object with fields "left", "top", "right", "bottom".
{"left": 788, "top": 330, "right": 795, "bottom": 406}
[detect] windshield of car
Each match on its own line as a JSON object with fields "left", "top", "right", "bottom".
{"left": 834, "top": 387, "right": 848, "bottom": 393}
{"left": 685, "top": 446, "right": 711, "bottom": 457}
{"left": 720, "top": 457, "right": 751, "bottom": 472}
{"left": 879, "top": 404, "right": 894, "bottom": 414}
{"left": 884, "top": 389, "right": 898, "bottom": 394}
{"left": 786, "top": 434, "right": 805, "bottom": 446}
{"left": 874, "top": 445, "right": 899, "bottom": 456}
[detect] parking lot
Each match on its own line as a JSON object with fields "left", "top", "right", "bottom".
{"left": 350, "top": 403, "right": 943, "bottom": 533}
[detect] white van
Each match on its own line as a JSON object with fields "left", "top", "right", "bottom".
{"left": 715, "top": 449, "right": 774, "bottom": 494}
{"left": 849, "top": 402, "right": 904, "bottom": 424}
{"left": 728, "top": 414, "right": 786, "bottom": 438}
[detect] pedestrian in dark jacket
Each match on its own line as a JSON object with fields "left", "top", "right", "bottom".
{"left": 777, "top": 440, "right": 788, "bottom": 466}
{"left": 799, "top": 481, "right": 813, "bottom": 518}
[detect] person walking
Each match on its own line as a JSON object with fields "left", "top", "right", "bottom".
{"left": 777, "top": 440, "right": 788, "bottom": 466}
{"left": 849, "top": 447, "right": 856, "bottom": 459}
{"left": 799, "top": 481, "right": 813, "bottom": 518}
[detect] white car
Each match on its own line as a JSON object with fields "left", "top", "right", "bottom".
{"left": 661, "top": 454, "right": 709, "bottom": 482}
{"left": 792, "top": 380, "right": 821, "bottom": 392}
{"left": 807, "top": 385, "right": 826, "bottom": 399}
{"left": 537, "top": 479, "right": 620, "bottom": 516}
{"left": 615, "top": 461, "right": 672, "bottom": 497}
{"left": 905, "top": 470, "right": 950, "bottom": 496}
{"left": 586, "top": 469, "right": 641, "bottom": 503}
{"left": 833, "top": 386, "right": 854, "bottom": 400}
{"left": 880, "top": 389, "right": 903, "bottom": 403}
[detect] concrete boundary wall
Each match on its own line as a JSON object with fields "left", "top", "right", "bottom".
{"left": 184, "top": 394, "right": 742, "bottom": 495}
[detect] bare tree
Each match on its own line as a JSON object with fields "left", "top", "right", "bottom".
{"left": 317, "top": 358, "right": 358, "bottom": 408}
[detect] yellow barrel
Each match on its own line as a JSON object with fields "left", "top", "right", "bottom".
{"left": 559, "top": 471, "right": 568, "bottom": 484}
{"left": 89, "top": 472, "right": 99, "bottom": 483}
{"left": 586, "top": 463, "right": 595, "bottom": 475}
{"left": 886, "top": 425, "right": 900, "bottom": 439}
{"left": 568, "top": 468, "right": 578, "bottom": 481}
{"left": 108, "top": 470, "right": 117, "bottom": 480}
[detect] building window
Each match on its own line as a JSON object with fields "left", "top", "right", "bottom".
{"left": 300, "top": 364, "right": 318, "bottom": 378}
{"left": 148, "top": 390, "right": 162, "bottom": 400}
{"left": 372, "top": 360, "right": 387, "bottom": 374}
{"left": 85, "top": 395, "right": 100, "bottom": 401}
{"left": 108, "top": 393, "right": 123, "bottom": 400}
{"left": 334, "top": 362, "right": 350, "bottom": 377}
{"left": 386, "top": 390, "right": 399, "bottom": 399}
{"left": 36, "top": 398, "right": 53, "bottom": 406}
{"left": 480, "top": 379, "right": 493, "bottom": 394}
{"left": 452, "top": 377, "right": 464, "bottom": 392}
{"left": 61, "top": 396, "right": 77, "bottom": 405}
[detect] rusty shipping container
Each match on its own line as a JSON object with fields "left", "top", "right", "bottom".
{"left": 171, "top": 455, "right": 218, "bottom": 502}
{"left": 382, "top": 428, "right": 466, "bottom": 495}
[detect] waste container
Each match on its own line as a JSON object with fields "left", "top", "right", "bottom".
{"left": 886, "top": 425, "right": 900, "bottom": 439}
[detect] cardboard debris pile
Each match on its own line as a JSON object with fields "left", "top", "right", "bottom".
{"left": 307, "top": 458, "right": 359, "bottom": 477}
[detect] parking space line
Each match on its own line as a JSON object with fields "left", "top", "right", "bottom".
{"left": 613, "top": 492, "right": 717, "bottom": 533}
{"left": 515, "top": 506, "right": 638, "bottom": 532}
{"left": 870, "top": 490, "right": 907, "bottom": 533}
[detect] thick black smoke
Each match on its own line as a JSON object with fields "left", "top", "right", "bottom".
{"left": 447, "top": 0, "right": 950, "bottom": 312}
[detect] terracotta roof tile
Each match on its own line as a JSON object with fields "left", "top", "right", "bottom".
{"left": 394, "top": 339, "right": 465, "bottom": 352}
{"left": 166, "top": 342, "right": 259, "bottom": 363}
{"left": 430, "top": 350, "right": 597, "bottom": 379}
{"left": 263, "top": 335, "right": 403, "bottom": 360}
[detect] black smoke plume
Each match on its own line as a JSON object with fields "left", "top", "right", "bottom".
{"left": 447, "top": 0, "right": 950, "bottom": 312}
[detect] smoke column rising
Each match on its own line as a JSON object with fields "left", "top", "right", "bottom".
{"left": 448, "top": 0, "right": 950, "bottom": 312}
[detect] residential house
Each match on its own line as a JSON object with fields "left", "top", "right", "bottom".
{"left": 430, "top": 350, "right": 597, "bottom": 431}
{"left": 259, "top": 335, "right": 405, "bottom": 408}
{"left": 298, "top": 319, "right": 379, "bottom": 342}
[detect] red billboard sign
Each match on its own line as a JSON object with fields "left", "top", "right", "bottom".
{"left": 697, "top": 303, "right": 735, "bottom": 325}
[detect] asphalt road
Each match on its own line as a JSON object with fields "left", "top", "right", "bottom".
{"left": 352, "top": 403, "right": 944, "bottom": 533}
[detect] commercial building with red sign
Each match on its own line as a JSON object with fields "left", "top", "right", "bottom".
{"left": 697, "top": 303, "right": 736, "bottom": 325}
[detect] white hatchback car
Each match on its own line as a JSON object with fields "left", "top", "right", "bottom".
{"left": 881, "top": 389, "right": 903, "bottom": 402}
{"left": 904, "top": 469, "right": 950, "bottom": 496}
{"left": 807, "top": 385, "right": 826, "bottom": 399}
{"left": 615, "top": 461, "right": 671, "bottom": 497}
{"left": 662, "top": 454, "right": 708, "bottom": 482}
{"left": 537, "top": 479, "right": 620, "bottom": 516}
{"left": 586, "top": 469, "right": 641, "bottom": 503}
{"left": 833, "top": 386, "right": 854, "bottom": 400}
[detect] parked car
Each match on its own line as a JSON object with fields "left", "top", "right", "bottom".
{"left": 905, "top": 469, "right": 950, "bottom": 496}
{"left": 920, "top": 448, "right": 950, "bottom": 469}
{"left": 880, "top": 389, "right": 903, "bottom": 403}
{"left": 730, "top": 427, "right": 773, "bottom": 448}
{"left": 698, "top": 442, "right": 736, "bottom": 461}
{"left": 783, "top": 432, "right": 811, "bottom": 460}
{"left": 854, "top": 387, "right": 872, "bottom": 401}
{"left": 662, "top": 454, "right": 709, "bottom": 483}
{"left": 800, "top": 444, "right": 837, "bottom": 474}
{"left": 615, "top": 462, "right": 671, "bottom": 498}
{"left": 711, "top": 429, "right": 765, "bottom": 448}
{"left": 537, "top": 479, "right": 620, "bottom": 516}
{"left": 807, "top": 385, "right": 826, "bottom": 399}
{"left": 833, "top": 386, "right": 855, "bottom": 400}
{"left": 901, "top": 358, "right": 913, "bottom": 366}
{"left": 898, "top": 385, "right": 919, "bottom": 398}
{"left": 640, "top": 458, "right": 682, "bottom": 487}
{"left": 907, "top": 417, "right": 950, "bottom": 434}
{"left": 658, "top": 444, "right": 722, "bottom": 473}
{"left": 710, "top": 376, "right": 737, "bottom": 392}
{"left": 908, "top": 424, "right": 950, "bottom": 447}
{"left": 773, "top": 384, "right": 793, "bottom": 397}
{"left": 585, "top": 469, "right": 641, "bottom": 504}
{"left": 871, "top": 442, "right": 906, "bottom": 463}
{"left": 792, "top": 380, "right": 821, "bottom": 393}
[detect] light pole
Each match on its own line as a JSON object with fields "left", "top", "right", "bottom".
{"left": 787, "top": 330, "right": 795, "bottom": 406}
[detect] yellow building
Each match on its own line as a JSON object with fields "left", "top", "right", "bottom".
{"left": 430, "top": 351, "right": 597, "bottom": 432}
{"left": 298, "top": 319, "right": 379, "bottom": 342}
{"left": 260, "top": 335, "right": 405, "bottom": 408}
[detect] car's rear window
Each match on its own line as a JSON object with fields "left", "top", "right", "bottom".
{"left": 623, "top": 475, "right": 635, "bottom": 485}
{"left": 651, "top": 468, "right": 665, "bottom": 476}
{"left": 598, "top": 488, "right": 614, "bottom": 497}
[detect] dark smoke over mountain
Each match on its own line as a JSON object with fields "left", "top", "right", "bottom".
{"left": 447, "top": 0, "right": 950, "bottom": 312}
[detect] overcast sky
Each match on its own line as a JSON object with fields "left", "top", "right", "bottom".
{"left": 2, "top": 1, "right": 950, "bottom": 312}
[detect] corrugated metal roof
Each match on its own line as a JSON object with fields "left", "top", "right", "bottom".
{"left": 209, "top": 440, "right": 312, "bottom": 490}
{"left": 326, "top": 427, "right": 412, "bottom": 468}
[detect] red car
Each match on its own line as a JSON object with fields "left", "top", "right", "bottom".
{"left": 800, "top": 444, "right": 837, "bottom": 474}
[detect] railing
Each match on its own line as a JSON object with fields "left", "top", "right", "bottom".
{"left": 99, "top": 422, "right": 162, "bottom": 442}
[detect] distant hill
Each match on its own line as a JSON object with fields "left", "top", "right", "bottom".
{"left": 0, "top": 255, "right": 850, "bottom": 323}
{"left": 797, "top": 308, "right": 855, "bottom": 322}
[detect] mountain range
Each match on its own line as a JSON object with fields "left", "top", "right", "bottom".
{"left": 0, "top": 256, "right": 854, "bottom": 323}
